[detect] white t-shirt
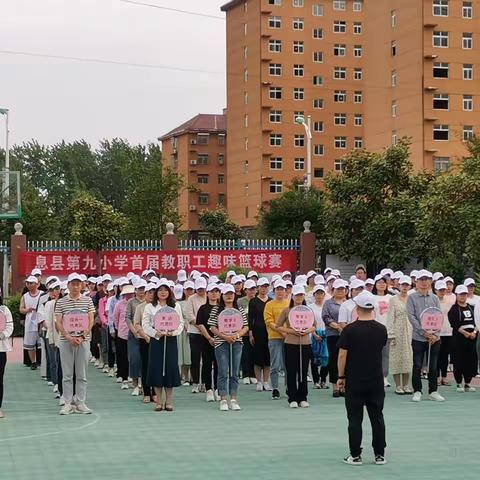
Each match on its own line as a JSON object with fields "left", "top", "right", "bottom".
{"left": 22, "top": 291, "right": 42, "bottom": 333}
{"left": 467, "top": 294, "right": 480, "bottom": 308}
{"left": 438, "top": 297, "right": 453, "bottom": 336}
{"left": 308, "top": 302, "right": 325, "bottom": 330}
{"left": 338, "top": 298, "right": 357, "bottom": 324}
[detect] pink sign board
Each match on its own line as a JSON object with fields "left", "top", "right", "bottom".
{"left": 288, "top": 306, "right": 315, "bottom": 331}
{"left": 0, "top": 312, "right": 6, "bottom": 332}
{"left": 377, "top": 300, "right": 390, "bottom": 316}
{"left": 351, "top": 307, "right": 359, "bottom": 322}
{"left": 63, "top": 310, "right": 89, "bottom": 334}
{"left": 154, "top": 307, "right": 180, "bottom": 332}
{"left": 218, "top": 308, "right": 244, "bottom": 334}
{"left": 420, "top": 307, "right": 444, "bottom": 332}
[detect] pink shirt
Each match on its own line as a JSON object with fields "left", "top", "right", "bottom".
{"left": 98, "top": 296, "right": 108, "bottom": 327}
{"left": 113, "top": 299, "right": 129, "bottom": 340}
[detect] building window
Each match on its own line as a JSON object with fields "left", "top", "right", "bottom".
{"left": 353, "top": 22, "right": 362, "bottom": 34}
{"left": 244, "top": 161, "right": 249, "bottom": 173}
{"left": 294, "top": 134, "right": 305, "bottom": 147}
{"left": 196, "top": 133, "right": 209, "bottom": 145}
{"left": 269, "top": 16, "right": 282, "bottom": 28}
{"left": 312, "top": 4, "right": 324, "bottom": 16}
{"left": 269, "top": 0, "right": 282, "bottom": 5}
{"left": 244, "top": 114, "right": 248, "bottom": 127}
{"left": 269, "top": 40, "right": 282, "bottom": 52}
{"left": 463, "top": 2, "right": 473, "bottom": 18}
{"left": 433, "top": 156, "right": 451, "bottom": 173}
{"left": 334, "top": 90, "right": 347, "bottom": 102}
{"left": 314, "top": 144, "right": 324, "bottom": 156}
{"left": 354, "top": 45, "right": 362, "bottom": 57}
{"left": 270, "top": 110, "right": 282, "bottom": 123}
{"left": 391, "top": 101, "right": 397, "bottom": 117}
{"left": 433, "top": 31, "right": 449, "bottom": 48}
{"left": 244, "top": 69, "right": 248, "bottom": 82}
{"left": 313, "top": 75, "right": 323, "bottom": 86}
{"left": 313, "top": 28, "right": 323, "bottom": 39}
{"left": 313, "top": 51, "right": 323, "bottom": 62}
{"left": 334, "top": 67, "right": 347, "bottom": 79}
{"left": 334, "top": 113, "right": 347, "bottom": 126}
{"left": 270, "top": 133, "right": 283, "bottom": 146}
{"left": 197, "top": 174, "right": 209, "bottom": 184}
{"left": 392, "top": 131, "right": 398, "bottom": 145}
{"left": 218, "top": 174, "right": 225, "bottom": 184}
{"left": 294, "top": 158, "right": 305, "bottom": 170}
{"left": 293, "top": 64, "right": 304, "bottom": 76}
{"left": 313, "top": 98, "right": 324, "bottom": 109}
{"left": 294, "top": 87, "right": 305, "bottom": 100}
{"left": 197, "top": 154, "right": 209, "bottom": 165}
{"left": 334, "top": 159, "right": 344, "bottom": 172}
{"left": 269, "top": 63, "right": 282, "bottom": 76}
{"left": 354, "top": 91, "right": 363, "bottom": 103}
{"left": 244, "top": 23, "right": 247, "bottom": 36}
{"left": 293, "top": 41, "right": 304, "bottom": 54}
{"left": 313, "top": 121, "right": 324, "bottom": 132}
{"left": 245, "top": 137, "right": 249, "bottom": 150}
{"left": 391, "top": 70, "right": 397, "bottom": 86}
{"left": 218, "top": 134, "right": 225, "bottom": 145}
{"left": 463, "top": 33, "right": 473, "bottom": 49}
{"left": 270, "top": 157, "right": 283, "bottom": 170}
{"left": 433, "top": 0, "right": 449, "bottom": 17}
{"left": 269, "top": 87, "right": 282, "bottom": 99}
{"left": 334, "top": 44, "right": 346, "bottom": 56}
{"left": 353, "top": 1, "right": 362, "bottom": 12}
{"left": 218, "top": 193, "right": 225, "bottom": 206}
{"left": 293, "top": 17, "right": 304, "bottom": 30}
{"left": 293, "top": 0, "right": 304, "bottom": 6}
{"left": 433, "top": 124, "right": 449, "bottom": 140}
{"left": 463, "top": 64, "right": 473, "bottom": 80}
{"left": 433, "top": 62, "right": 449, "bottom": 78}
{"left": 354, "top": 114, "right": 363, "bottom": 126}
{"left": 354, "top": 137, "right": 363, "bottom": 149}
{"left": 354, "top": 68, "right": 363, "bottom": 80}
{"left": 463, "top": 126, "right": 474, "bottom": 141}
{"left": 269, "top": 181, "right": 283, "bottom": 193}
{"left": 199, "top": 193, "right": 209, "bottom": 205}
{"left": 333, "top": 21, "right": 346, "bottom": 33}
{"left": 218, "top": 154, "right": 225, "bottom": 165}
{"left": 433, "top": 94, "right": 449, "bottom": 110}
{"left": 335, "top": 137, "right": 347, "bottom": 149}
{"left": 333, "top": 0, "right": 346, "bottom": 10}
{"left": 463, "top": 95, "right": 473, "bottom": 111}
{"left": 391, "top": 41, "right": 397, "bottom": 56}
{"left": 244, "top": 91, "right": 248, "bottom": 104}
{"left": 313, "top": 168, "right": 323, "bottom": 178}
{"left": 391, "top": 10, "right": 396, "bottom": 27}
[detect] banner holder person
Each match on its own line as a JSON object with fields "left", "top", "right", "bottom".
{"left": 289, "top": 305, "right": 315, "bottom": 383}
{"left": 218, "top": 308, "right": 244, "bottom": 380}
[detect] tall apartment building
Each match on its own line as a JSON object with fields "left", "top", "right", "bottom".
{"left": 221, "top": 0, "right": 479, "bottom": 228}
{"left": 159, "top": 113, "right": 227, "bottom": 235}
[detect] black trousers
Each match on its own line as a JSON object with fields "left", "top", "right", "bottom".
{"left": 201, "top": 339, "right": 218, "bottom": 391}
{"left": 284, "top": 343, "right": 310, "bottom": 403}
{"left": 438, "top": 336, "right": 452, "bottom": 378}
{"left": 452, "top": 337, "right": 478, "bottom": 385}
{"left": 116, "top": 337, "right": 129, "bottom": 381}
{"left": 189, "top": 334, "right": 203, "bottom": 385}
{"left": 139, "top": 338, "right": 153, "bottom": 398}
{"left": 241, "top": 336, "right": 255, "bottom": 378}
{"left": 345, "top": 382, "right": 386, "bottom": 458}
{"left": 0, "top": 352, "right": 6, "bottom": 408}
{"left": 107, "top": 331, "right": 116, "bottom": 368}
{"left": 412, "top": 339, "right": 440, "bottom": 394}
{"left": 327, "top": 336, "right": 340, "bottom": 384}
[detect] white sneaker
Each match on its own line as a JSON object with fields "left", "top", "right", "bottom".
{"left": 214, "top": 390, "right": 221, "bottom": 401}
{"left": 206, "top": 390, "right": 215, "bottom": 402}
{"left": 47, "top": 381, "right": 54, "bottom": 386}
{"left": 116, "top": 377, "right": 123, "bottom": 384}
{"left": 53, "top": 384, "right": 59, "bottom": 393}
{"left": 59, "top": 404, "right": 75, "bottom": 415}
{"left": 299, "top": 401, "right": 310, "bottom": 408}
{"left": 464, "top": 385, "right": 476, "bottom": 392}
{"left": 429, "top": 391, "right": 445, "bottom": 402}
{"left": 97, "top": 363, "right": 104, "bottom": 370}
{"left": 131, "top": 387, "right": 140, "bottom": 396}
{"left": 256, "top": 382, "right": 263, "bottom": 392}
{"left": 182, "top": 381, "right": 190, "bottom": 386}
{"left": 457, "top": 385, "right": 465, "bottom": 392}
{"left": 121, "top": 382, "right": 129, "bottom": 390}
{"left": 412, "top": 391, "right": 422, "bottom": 402}
{"left": 94, "top": 360, "right": 100, "bottom": 367}
{"left": 200, "top": 384, "right": 206, "bottom": 393}
{"left": 250, "top": 378, "right": 257, "bottom": 384}
{"left": 384, "top": 378, "right": 391, "bottom": 387}
{"left": 191, "top": 384, "right": 200, "bottom": 394}
{"left": 230, "top": 400, "right": 241, "bottom": 411}
{"left": 102, "top": 366, "right": 109, "bottom": 373}
{"left": 242, "top": 377, "right": 250, "bottom": 385}
{"left": 289, "top": 401, "right": 299, "bottom": 408}
{"left": 75, "top": 403, "right": 92, "bottom": 414}
{"left": 307, "top": 375, "right": 312, "bottom": 383}
{"left": 219, "top": 400, "right": 229, "bottom": 411}
{"left": 314, "top": 383, "right": 321, "bottom": 389}
{"left": 58, "top": 396, "right": 66, "bottom": 407}
{"left": 89, "top": 357, "right": 96, "bottom": 364}
{"left": 263, "top": 383, "right": 273, "bottom": 391}
{"left": 107, "top": 368, "right": 114, "bottom": 377}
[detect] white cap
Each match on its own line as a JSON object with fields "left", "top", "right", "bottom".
{"left": 107, "top": 282, "right": 115, "bottom": 292}
{"left": 135, "top": 280, "right": 147, "bottom": 289}
{"left": 96, "top": 277, "right": 105, "bottom": 286}
{"left": 464, "top": 278, "right": 475, "bottom": 287}
{"left": 444, "top": 276, "right": 454, "bottom": 284}
{"left": 145, "top": 282, "right": 157, "bottom": 292}
{"left": 118, "top": 277, "right": 130, "bottom": 287}
{"left": 121, "top": 284, "right": 135, "bottom": 295}
{"left": 244, "top": 279, "right": 257, "bottom": 290}
{"left": 189, "top": 270, "right": 200, "bottom": 278}
{"left": 314, "top": 274, "right": 325, "bottom": 285}
{"left": 285, "top": 280, "right": 293, "bottom": 287}
{"left": 349, "top": 279, "right": 365, "bottom": 290}
{"left": 48, "top": 281, "right": 61, "bottom": 290}
{"left": 332, "top": 279, "right": 348, "bottom": 289}
{"left": 184, "top": 280, "right": 195, "bottom": 290}
{"left": 247, "top": 270, "right": 259, "bottom": 279}
{"left": 432, "top": 272, "right": 444, "bottom": 282}
{"left": 455, "top": 285, "right": 468, "bottom": 295}
{"left": 102, "top": 274, "right": 113, "bottom": 282}
{"left": 399, "top": 275, "right": 412, "bottom": 285}
{"left": 326, "top": 275, "right": 336, "bottom": 283}
{"left": 173, "top": 284, "right": 184, "bottom": 300}
{"left": 324, "top": 267, "right": 332, "bottom": 275}
{"left": 294, "top": 275, "right": 307, "bottom": 286}
{"left": 313, "top": 284, "right": 326, "bottom": 294}
{"left": 201, "top": 272, "right": 210, "bottom": 279}
{"left": 194, "top": 278, "right": 207, "bottom": 290}
{"left": 126, "top": 272, "right": 135, "bottom": 280}
{"left": 292, "top": 285, "right": 305, "bottom": 296}
{"left": 208, "top": 275, "right": 220, "bottom": 284}
{"left": 45, "top": 275, "right": 60, "bottom": 285}
{"left": 435, "top": 280, "right": 447, "bottom": 291}
{"left": 231, "top": 275, "right": 243, "bottom": 285}
{"left": 67, "top": 273, "right": 82, "bottom": 283}
{"left": 392, "top": 271, "right": 403, "bottom": 280}
{"left": 331, "top": 269, "right": 341, "bottom": 277}
{"left": 354, "top": 291, "right": 377, "bottom": 310}
{"left": 281, "top": 270, "right": 292, "bottom": 278}
{"left": 271, "top": 275, "right": 281, "bottom": 284}
{"left": 206, "top": 283, "right": 221, "bottom": 292}
{"left": 257, "top": 277, "right": 270, "bottom": 287}
{"left": 87, "top": 276, "right": 97, "bottom": 284}
{"left": 226, "top": 270, "right": 236, "bottom": 278}
{"left": 410, "top": 270, "right": 419, "bottom": 278}
{"left": 365, "top": 278, "right": 375, "bottom": 286}
{"left": 149, "top": 276, "right": 159, "bottom": 284}
{"left": 31, "top": 268, "right": 42, "bottom": 276}
{"left": 349, "top": 275, "right": 357, "bottom": 283}
{"left": 238, "top": 274, "right": 246, "bottom": 282}
{"left": 177, "top": 269, "right": 188, "bottom": 282}
{"left": 381, "top": 268, "right": 394, "bottom": 277}
{"left": 221, "top": 284, "right": 235, "bottom": 295}
{"left": 307, "top": 270, "right": 317, "bottom": 278}
{"left": 156, "top": 279, "right": 170, "bottom": 289}
{"left": 79, "top": 274, "right": 87, "bottom": 282}
{"left": 141, "top": 269, "right": 150, "bottom": 277}
{"left": 274, "top": 280, "right": 287, "bottom": 289}
{"left": 417, "top": 269, "right": 433, "bottom": 279}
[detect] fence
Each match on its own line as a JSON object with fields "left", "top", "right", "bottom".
{"left": 27, "top": 239, "right": 163, "bottom": 252}
{"left": 178, "top": 238, "right": 300, "bottom": 251}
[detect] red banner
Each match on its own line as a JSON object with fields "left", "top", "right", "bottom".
{"left": 19, "top": 249, "right": 298, "bottom": 276}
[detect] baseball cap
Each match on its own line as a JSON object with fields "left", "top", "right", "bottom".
{"left": 464, "top": 278, "right": 475, "bottom": 287}
{"left": 410, "top": 270, "right": 419, "bottom": 278}
{"left": 221, "top": 284, "right": 235, "bottom": 295}
{"left": 145, "top": 282, "right": 157, "bottom": 292}
{"left": 271, "top": 275, "right": 281, "bottom": 284}
{"left": 381, "top": 268, "right": 394, "bottom": 277}
{"left": 324, "top": 267, "right": 332, "bottom": 275}
{"left": 294, "top": 275, "right": 307, "bottom": 286}
{"left": 31, "top": 268, "right": 42, "bottom": 276}
{"left": 121, "top": 285, "right": 135, "bottom": 295}
{"left": 244, "top": 279, "right": 257, "bottom": 290}
{"left": 353, "top": 291, "right": 377, "bottom": 310}
{"left": 355, "top": 264, "right": 366, "bottom": 272}
{"left": 392, "top": 270, "right": 403, "bottom": 280}
{"left": 257, "top": 277, "right": 270, "bottom": 287}
{"left": 102, "top": 274, "right": 113, "bottom": 282}
{"left": 177, "top": 269, "right": 188, "bottom": 282}
{"left": 365, "top": 278, "right": 375, "bottom": 286}
{"left": 455, "top": 285, "right": 468, "bottom": 295}
{"left": 432, "top": 272, "right": 444, "bottom": 282}
{"left": 274, "top": 280, "right": 287, "bottom": 290}
{"left": 444, "top": 276, "right": 454, "bottom": 284}
{"left": 313, "top": 284, "right": 326, "bottom": 294}
{"left": 226, "top": 270, "right": 236, "bottom": 278}
{"left": 399, "top": 275, "right": 412, "bottom": 285}
{"left": 156, "top": 279, "right": 170, "bottom": 289}
{"left": 208, "top": 275, "right": 220, "bottom": 284}
{"left": 314, "top": 274, "right": 325, "bottom": 285}
{"left": 206, "top": 283, "right": 221, "bottom": 292}
{"left": 231, "top": 275, "right": 243, "bottom": 285}
{"left": 173, "top": 284, "right": 184, "bottom": 300}
{"left": 184, "top": 280, "right": 195, "bottom": 290}
{"left": 48, "top": 281, "right": 61, "bottom": 290}
{"left": 292, "top": 285, "right": 305, "bottom": 296}
{"left": 326, "top": 275, "right": 336, "bottom": 283}
{"left": 417, "top": 269, "right": 433, "bottom": 280}
{"left": 374, "top": 274, "right": 386, "bottom": 283}
{"left": 434, "top": 280, "right": 447, "bottom": 291}
{"left": 332, "top": 279, "right": 348, "bottom": 289}
{"left": 281, "top": 270, "right": 292, "bottom": 278}
{"left": 307, "top": 270, "right": 317, "bottom": 278}
{"left": 349, "top": 279, "right": 365, "bottom": 290}
{"left": 67, "top": 273, "right": 82, "bottom": 283}
{"left": 45, "top": 275, "right": 60, "bottom": 286}
{"left": 135, "top": 280, "right": 147, "bottom": 289}
{"left": 247, "top": 270, "right": 259, "bottom": 279}
{"left": 194, "top": 278, "right": 207, "bottom": 290}
{"left": 285, "top": 280, "right": 293, "bottom": 287}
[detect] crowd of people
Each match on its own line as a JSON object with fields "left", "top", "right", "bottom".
{"left": 1, "top": 265, "right": 479, "bottom": 455}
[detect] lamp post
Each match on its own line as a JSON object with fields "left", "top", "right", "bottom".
{"left": 0, "top": 108, "right": 10, "bottom": 209}
{"left": 295, "top": 115, "right": 312, "bottom": 189}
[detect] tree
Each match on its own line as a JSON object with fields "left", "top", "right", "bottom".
{"left": 325, "top": 139, "right": 432, "bottom": 269}
{"left": 69, "top": 192, "right": 127, "bottom": 273}
{"left": 258, "top": 183, "right": 326, "bottom": 239}
{"left": 198, "top": 207, "right": 242, "bottom": 239}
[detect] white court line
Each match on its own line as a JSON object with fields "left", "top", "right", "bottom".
{"left": 0, "top": 412, "right": 101, "bottom": 443}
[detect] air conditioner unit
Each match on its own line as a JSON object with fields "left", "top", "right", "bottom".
{"left": 189, "top": 205, "right": 197, "bottom": 211}
{"left": 190, "top": 160, "right": 197, "bottom": 166}
{"left": 190, "top": 139, "right": 197, "bottom": 145}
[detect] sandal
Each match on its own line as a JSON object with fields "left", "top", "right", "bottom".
{"left": 165, "top": 405, "right": 174, "bottom": 412}
{"left": 143, "top": 397, "right": 151, "bottom": 404}
{"left": 154, "top": 404, "right": 163, "bottom": 412}
{"left": 441, "top": 380, "right": 450, "bottom": 386}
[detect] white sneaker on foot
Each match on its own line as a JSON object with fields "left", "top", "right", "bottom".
{"left": 256, "top": 382, "right": 263, "bottom": 392}
{"left": 191, "top": 384, "right": 199, "bottom": 394}
{"left": 307, "top": 375, "right": 312, "bottom": 383}
{"left": 116, "top": 377, "right": 123, "bottom": 384}
{"left": 75, "top": 403, "right": 92, "bottom": 414}
{"left": 214, "top": 390, "right": 221, "bottom": 401}
{"left": 107, "top": 369, "right": 114, "bottom": 377}
{"left": 250, "top": 378, "right": 257, "bottom": 384}
{"left": 299, "top": 401, "right": 310, "bottom": 408}
{"left": 53, "top": 384, "right": 59, "bottom": 393}
{"left": 289, "top": 401, "right": 298, "bottom": 408}
{"left": 457, "top": 385, "right": 465, "bottom": 392}
{"left": 242, "top": 377, "right": 250, "bottom": 385}
{"left": 131, "top": 387, "right": 140, "bottom": 396}
{"left": 59, "top": 404, "right": 75, "bottom": 415}
{"left": 429, "top": 391, "right": 445, "bottom": 402}
{"left": 206, "top": 390, "right": 215, "bottom": 402}
{"left": 384, "top": 377, "right": 391, "bottom": 387}
{"left": 230, "top": 400, "right": 241, "bottom": 411}
{"left": 58, "top": 396, "right": 66, "bottom": 407}
{"left": 343, "top": 455, "right": 363, "bottom": 466}
{"left": 412, "top": 391, "right": 422, "bottom": 402}
{"left": 47, "top": 381, "right": 54, "bottom": 386}
{"left": 464, "top": 385, "right": 476, "bottom": 392}
{"left": 263, "top": 383, "right": 273, "bottom": 391}
{"left": 219, "top": 400, "right": 229, "bottom": 411}
{"left": 121, "top": 382, "right": 129, "bottom": 390}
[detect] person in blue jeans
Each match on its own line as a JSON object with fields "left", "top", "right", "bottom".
{"left": 208, "top": 284, "right": 249, "bottom": 411}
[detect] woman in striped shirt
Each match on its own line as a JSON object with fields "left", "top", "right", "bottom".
{"left": 208, "top": 284, "right": 248, "bottom": 411}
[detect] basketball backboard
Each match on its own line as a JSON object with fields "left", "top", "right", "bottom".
{"left": 0, "top": 170, "right": 21, "bottom": 219}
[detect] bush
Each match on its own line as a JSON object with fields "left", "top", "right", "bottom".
{"left": 216, "top": 266, "right": 251, "bottom": 282}
{"left": 6, "top": 293, "right": 24, "bottom": 337}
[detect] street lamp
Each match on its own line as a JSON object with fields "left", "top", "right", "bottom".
{"left": 295, "top": 115, "right": 312, "bottom": 189}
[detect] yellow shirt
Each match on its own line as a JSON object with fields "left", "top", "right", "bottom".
{"left": 264, "top": 299, "right": 290, "bottom": 340}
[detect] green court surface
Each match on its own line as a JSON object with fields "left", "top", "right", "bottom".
{"left": 1, "top": 364, "right": 479, "bottom": 480}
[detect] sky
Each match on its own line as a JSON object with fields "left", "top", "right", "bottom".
{"left": 0, "top": 0, "right": 227, "bottom": 147}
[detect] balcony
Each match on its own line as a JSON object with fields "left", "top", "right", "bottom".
{"left": 424, "top": 21, "right": 438, "bottom": 28}
{"left": 425, "top": 147, "right": 438, "bottom": 153}
{"left": 424, "top": 53, "right": 438, "bottom": 60}
{"left": 424, "top": 86, "right": 438, "bottom": 91}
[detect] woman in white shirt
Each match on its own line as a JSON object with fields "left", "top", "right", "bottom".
{"left": 309, "top": 284, "right": 329, "bottom": 389}
{"left": 0, "top": 298, "right": 14, "bottom": 418}
{"left": 435, "top": 280, "right": 453, "bottom": 386}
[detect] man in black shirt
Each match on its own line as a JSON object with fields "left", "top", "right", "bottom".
{"left": 337, "top": 291, "right": 387, "bottom": 466}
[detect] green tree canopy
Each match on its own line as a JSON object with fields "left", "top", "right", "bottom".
{"left": 198, "top": 207, "right": 242, "bottom": 239}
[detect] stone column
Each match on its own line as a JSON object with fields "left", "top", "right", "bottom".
{"left": 11, "top": 222, "right": 27, "bottom": 294}
{"left": 162, "top": 222, "right": 178, "bottom": 280}
{"left": 299, "top": 221, "right": 317, "bottom": 274}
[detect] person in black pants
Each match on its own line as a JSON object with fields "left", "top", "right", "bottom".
{"left": 337, "top": 291, "right": 388, "bottom": 466}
